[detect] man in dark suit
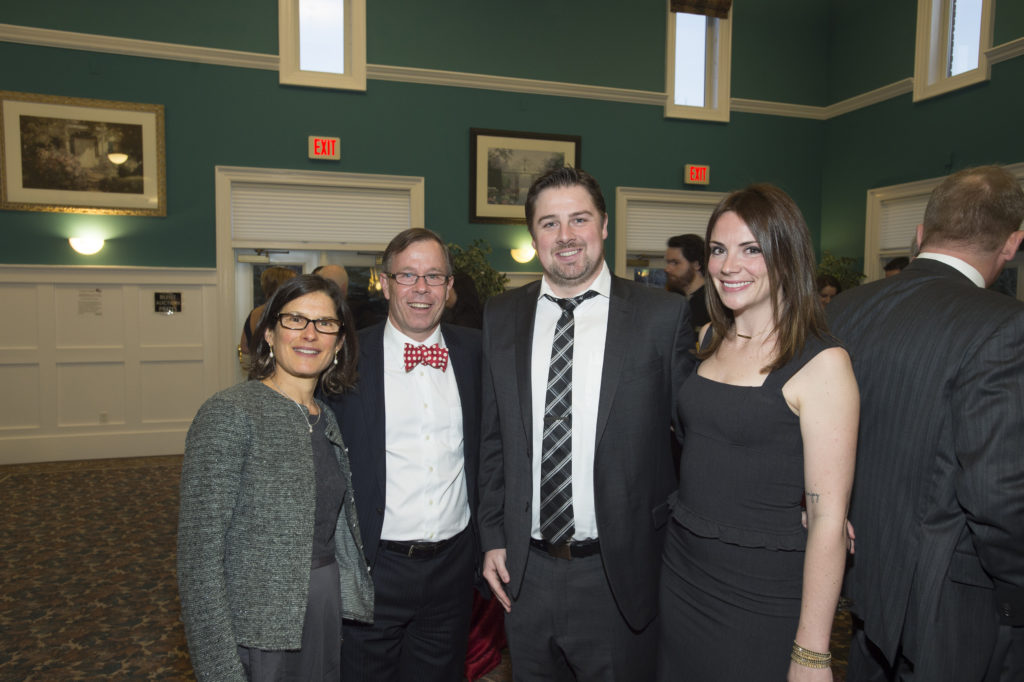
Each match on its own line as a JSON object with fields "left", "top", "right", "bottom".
{"left": 827, "top": 165, "right": 1024, "bottom": 681}
{"left": 478, "top": 167, "right": 695, "bottom": 679}
{"left": 326, "top": 228, "right": 481, "bottom": 682}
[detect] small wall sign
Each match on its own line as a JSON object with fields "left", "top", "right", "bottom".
{"left": 155, "top": 292, "right": 181, "bottom": 314}
{"left": 308, "top": 136, "right": 341, "bottom": 160}
{"left": 684, "top": 164, "right": 710, "bottom": 185}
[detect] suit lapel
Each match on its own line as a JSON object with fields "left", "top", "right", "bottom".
{"left": 516, "top": 284, "right": 540, "bottom": 455}
{"left": 595, "top": 277, "right": 631, "bottom": 446}
{"left": 360, "top": 324, "right": 388, "bottom": 503}
{"left": 442, "top": 324, "right": 473, "bottom": 427}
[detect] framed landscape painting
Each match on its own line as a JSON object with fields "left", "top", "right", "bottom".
{"left": 0, "top": 91, "right": 166, "bottom": 216}
{"left": 470, "top": 128, "right": 581, "bottom": 224}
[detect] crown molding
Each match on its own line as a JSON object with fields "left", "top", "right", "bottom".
{"left": 1, "top": 23, "right": 1020, "bottom": 120}
{"left": 824, "top": 78, "right": 914, "bottom": 118}
{"left": 988, "top": 36, "right": 1024, "bottom": 64}
{"left": 368, "top": 64, "right": 664, "bottom": 105}
{"left": 731, "top": 98, "right": 826, "bottom": 120}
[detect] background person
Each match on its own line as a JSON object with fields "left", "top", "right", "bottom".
{"left": 239, "top": 266, "right": 297, "bottom": 366}
{"left": 658, "top": 184, "right": 858, "bottom": 681}
{"left": 665, "top": 233, "right": 711, "bottom": 329}
{"left": 178, "top": 275, "right": 372, "bottom": 682}
{"left": 816, "top": 273, "right": 841, "bottom": 305}
{"left": 313, "top": 264, "right": 350, "bottom": 298}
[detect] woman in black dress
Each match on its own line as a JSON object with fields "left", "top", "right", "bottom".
{"left": 658, "top": 185, "right": 858, "bottom": 681}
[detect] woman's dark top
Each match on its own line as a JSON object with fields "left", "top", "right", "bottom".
{"left": 672, "top": 333, "right": 838, "bottom": 550}
{"left": 311, "top": 414, "right": 346, "bottom": 566}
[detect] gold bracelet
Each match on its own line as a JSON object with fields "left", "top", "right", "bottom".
{"left": 791, "top": 641, "right": 832, "bottom": 669}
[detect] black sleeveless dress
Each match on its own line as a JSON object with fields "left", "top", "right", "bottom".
{"left": 657, "top": 334, "right": 837, "bottom": 681}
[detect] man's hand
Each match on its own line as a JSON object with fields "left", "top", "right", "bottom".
{"left": 482, "top": 548, "right": 512, "bottom": 612}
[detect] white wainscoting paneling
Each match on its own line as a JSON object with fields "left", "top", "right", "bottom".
{"left": 0, "top": 266, "right": 219, "bottom": 464}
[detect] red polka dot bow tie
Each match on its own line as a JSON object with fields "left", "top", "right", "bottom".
{"left": 404, "top": 343, "right": 449, "bottom": 372}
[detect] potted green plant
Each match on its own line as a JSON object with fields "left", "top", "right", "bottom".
{"left": 447, "top": 239, "right": 510, "bottom": 302}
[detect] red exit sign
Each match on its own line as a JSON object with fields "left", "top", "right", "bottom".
{"left": 308, "top": 136, "right": 341, "bottom": 160}
{"left": 685, "top": 164, "right": 710, "bottom": 185}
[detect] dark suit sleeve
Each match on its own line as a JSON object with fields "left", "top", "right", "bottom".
{"left": 669, "top": 294, "right": 697, "bottom": 441}
{"left": 476, "top": 303, "right": 506, "bottom": 552}
{"left": 953, "top": 309, "right": 1024, "bottom": 625}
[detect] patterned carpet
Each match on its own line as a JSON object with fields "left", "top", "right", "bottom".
{"left": 0, "top": 456, "right": 850, "bottom": 680}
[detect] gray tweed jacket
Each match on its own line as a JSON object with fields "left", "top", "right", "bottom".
{"left": 177, "top": 380, "right": 374, "bottom": 682}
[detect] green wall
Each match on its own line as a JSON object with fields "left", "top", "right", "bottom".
{"left": 0, "top": 1, "right": 827, "bottom": 270}
{"left": 0, "top": 1, "right": 1021, "bottom": 270}
{"left": 819, "top": 0, "right": 1024, "bottom": 261}
{"left": 821, "top": 56, "right": 1024, "bottom": 259}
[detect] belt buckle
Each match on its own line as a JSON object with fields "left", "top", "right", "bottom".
{"left": 548, "top": 541, "right": 573, "bottom": 560}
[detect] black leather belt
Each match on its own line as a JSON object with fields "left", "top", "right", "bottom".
{"left": 381, "top": 528, "right": 464, "bottom": 558}
{"left": 530, "top": 537, "right": 601, "bottom": 560}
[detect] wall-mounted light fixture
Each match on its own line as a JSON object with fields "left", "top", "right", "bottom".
{"left": 107, "top": 152, "right": 129, "bottom": 165}
{"left": 510, "top": 246, "right": 536, "bottom": 263}
{"left": 69, "top": 236, "right": 105, "bottom": 255}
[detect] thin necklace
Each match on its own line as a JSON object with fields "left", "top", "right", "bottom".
{"left": 266, "top": 378, "right": 321, "bottom": 434}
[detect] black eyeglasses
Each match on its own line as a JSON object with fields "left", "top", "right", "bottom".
{"left": 384, "top": 272, "right": 451, "bottom": 287}
{"left": 276, "top": 313, "right": 343, "bottom": 334}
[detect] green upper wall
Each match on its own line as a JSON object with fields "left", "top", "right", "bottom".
{"left": 3, "top": 0, "right": 830, "bottom": 99}
{"left": 820, "top": 56, "right": 1024, "bottom": 262}
{"left": 0, "top": 0, "right": 279, "bottom": 53}
{"left": 732, "top": 0, "right": 830, "bottom": 106}
{"left": 0, "top": 38, "right": 823, "bottom": 270}
{"left": 0, "top": 1, "right": 1022, "bottom": 270}
{"left": 826, "top": 0, "right": 916, "bottom": 104}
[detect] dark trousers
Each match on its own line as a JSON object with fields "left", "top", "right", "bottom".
{"left": 504, "top": 545, "right": 657, "bottom": 681}
{"left": 341, "top": 529, "right": 474, "bottom": 682}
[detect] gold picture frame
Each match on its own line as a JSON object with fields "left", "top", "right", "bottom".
{"left": 0, "top": 90, "right": 166, "bottom": 216}
{"left": 470, "top": 128, "right": 581, "bottom": 224}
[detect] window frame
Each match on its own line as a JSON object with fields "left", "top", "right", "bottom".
{"left": 913, "top": 0, "right": 994, "bottom": 102}
{"left": 279, "top": 0, "right": 366, "bottom": 91}
{"left": 664, "top": 3, "right": 732, "bottom": 122}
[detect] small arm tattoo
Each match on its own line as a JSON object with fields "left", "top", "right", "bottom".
{"left": 805, "top": 491, "right": 820, "bottom": 503}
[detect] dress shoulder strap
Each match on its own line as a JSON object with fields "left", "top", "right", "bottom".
{"left": 762, "top": 333, "right": 839, "bottom": 391}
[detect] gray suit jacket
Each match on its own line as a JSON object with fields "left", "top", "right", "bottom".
{"left": 477, "top": 275, "right": 695, "bottom": 631}
{"left": 828, "top": 258, "right": 1024, "bottom": 679}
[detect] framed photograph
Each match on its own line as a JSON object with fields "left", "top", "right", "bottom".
{"left": 470, "top": 128, "right": 581, "bottom": 224}
{"left": 0, "top": 91, "right": 166, "bottom": 216}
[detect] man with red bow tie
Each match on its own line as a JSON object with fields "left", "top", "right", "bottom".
{"left": 325, "top": 228, "right": 482, "bottom": 682}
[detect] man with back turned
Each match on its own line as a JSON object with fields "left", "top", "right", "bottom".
{"left": 828, "top": 165, "right": 1024, "bottom": 681}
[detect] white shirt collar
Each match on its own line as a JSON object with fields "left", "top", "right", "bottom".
{"left": 383, "top": 318, "right": 444, "bottom": 348}
{"left": 538, "top": 261, "right": 612, "bottom": 301}
{"left": 915, "top": 252, "right": 985, "bottom": 288}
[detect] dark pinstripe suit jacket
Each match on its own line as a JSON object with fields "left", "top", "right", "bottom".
{"left": 828, "top": 257, "right": 1024, "bottom": 679}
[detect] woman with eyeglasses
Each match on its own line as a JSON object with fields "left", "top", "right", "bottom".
{"left": 178, "top": 274, "right": 373, "bottom": 682}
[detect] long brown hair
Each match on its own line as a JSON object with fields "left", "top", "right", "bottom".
{"left": 699, "top": 184, "right": 828, "bottom": 372}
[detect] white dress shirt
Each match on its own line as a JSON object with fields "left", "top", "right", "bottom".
{"left": 381, "top": 321, "right": 470, "bottom": 541}
{"left": 530, "top": 262, "right": 611, "bottom": 540}
{"left": 916, "top": 252, "right": 985, "bottom": 287}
